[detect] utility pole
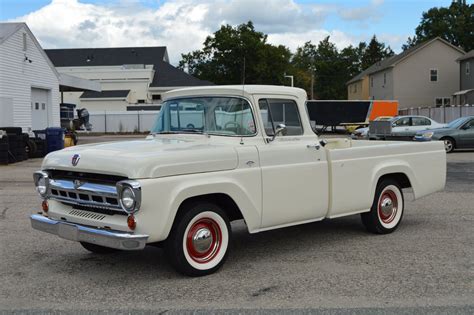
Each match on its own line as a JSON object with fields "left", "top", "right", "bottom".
{"left": 284, "top": 73, "right": 294, "bottom": 87}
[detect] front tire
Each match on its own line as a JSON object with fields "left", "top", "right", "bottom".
{"left": 441, "top": 137, "right": 455, "bottom": 153}
{"left": 361, "top": 179, "right": 404, "bottom": 234}
{"left": 165, "top": 202, "right": 231, "bottom": 277}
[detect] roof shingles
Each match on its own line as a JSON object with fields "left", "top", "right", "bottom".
{"left": 45, "top": 47, "right": 213, "bottom": 87}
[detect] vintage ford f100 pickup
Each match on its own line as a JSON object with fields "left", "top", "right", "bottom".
{"left": 31, "top": 85, "right": 446, "bottom": 276}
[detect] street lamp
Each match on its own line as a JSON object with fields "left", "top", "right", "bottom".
{"left": 284, "top": 73, "right": 294, "bottom": 87}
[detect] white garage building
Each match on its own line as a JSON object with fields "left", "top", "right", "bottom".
{"left": 0, "top": 23, "right": 99, "bottom": 131}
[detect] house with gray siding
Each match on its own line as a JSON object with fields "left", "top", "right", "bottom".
{"left": 453, "top": 50, "right": 474, "bottom": 105}
{"left": 363, "top": 37, "right": 465, "bottom": 109}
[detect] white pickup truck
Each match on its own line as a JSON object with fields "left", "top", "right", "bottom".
{"left": 31, "top": 85, "right": 446, "bottom": 276}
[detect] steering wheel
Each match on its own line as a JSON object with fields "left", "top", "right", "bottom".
{"left": 224, "top": 121, "right": 241, "bottom": 133}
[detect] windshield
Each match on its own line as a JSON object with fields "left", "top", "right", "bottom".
{"left": 447, "top": 117, "right": 468, "bottom": 129}
{"left": 150, "top": 97, "right": 256, "bottom": 136}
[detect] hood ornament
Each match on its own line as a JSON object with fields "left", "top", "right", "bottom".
{"left": 71, "top": 154, "right": 80, "bottom": 167}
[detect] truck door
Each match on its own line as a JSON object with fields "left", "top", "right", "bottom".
{"left": 256, "top": 98, "right": 329, "bottom": 228}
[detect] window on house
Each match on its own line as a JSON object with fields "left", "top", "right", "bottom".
{"left": 466, "top": 62, "right": 470, "bottom": 76}
{"left": 152, "top": 94, "right": 161, "bottom": 101}
{"left": 383, "top": 73, "right": 386, "bottom": 86}
{"left": 435, "top": 98, "right": 443, "bottom": 107}
{"left": 35, "top": 102, "right": 39, "bottom": 110}
{"left": 430, "top": 69, "right": 438, "bottom": 82}
{"left": 137, "top": 99, "right": 145, "bottom": 104}
{"left": 22, "top": 33, "right": 27, "bottom": 51}
{"left": 443, "top": 97, "right": 451, "bottom": 106}
{"left": 41, "top": 103, "right": 46, "bottom": 110}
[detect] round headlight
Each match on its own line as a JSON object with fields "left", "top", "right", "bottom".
{"left": 121, "top": 187, "right": 136, "bottom": 210}
{"left": 37, "top": 177, "right": 47, "bottom": 196}
{"left": 117, "top": 180, "right": 141, "bottom": 214}
{"left": 33, "top": 171, "right": 49, "bottom": 198}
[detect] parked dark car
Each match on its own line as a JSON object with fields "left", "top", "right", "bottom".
{"left": 414, "top": 116, "right": 474, "bottom": 153}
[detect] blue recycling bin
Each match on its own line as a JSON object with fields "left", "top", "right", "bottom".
{"left": 45, "top": 127, "right": 65, "bottom": 153}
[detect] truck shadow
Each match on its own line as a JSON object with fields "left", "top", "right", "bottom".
{"left": 41, "top": 214, "right": 422, "bottom": 280}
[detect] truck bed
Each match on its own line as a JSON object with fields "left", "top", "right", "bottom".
{"left": 323, "top": 138, "right": 446, "bottom": 218}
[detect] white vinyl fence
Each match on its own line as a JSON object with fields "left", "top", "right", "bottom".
{"left": 398, "top": 105, "right": 474, "bottom": 123}
{"left": 89, "top": 111, "right": 160, "bottom": 133}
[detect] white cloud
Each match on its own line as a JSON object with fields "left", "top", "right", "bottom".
{"left": 9, "top": 0, "right": 401, "bottom": 63}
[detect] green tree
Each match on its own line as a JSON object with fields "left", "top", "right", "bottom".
{"left": 361, "top": 35, "right": 394, "bottom": 70}
{"left": 403, "top": 0, "right": 474, "bottom": 51}
{"left": 291, "top": 38, "right": 367, "bottom": 99}
{"left": 179, "top": 22, "right": 292, "bottom": 85}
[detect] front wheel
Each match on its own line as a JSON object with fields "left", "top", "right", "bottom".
{"left": 165, "top": 202, "right": 231, "bottom": 277}
{"left": 361, "top": 179, "right": 404, "bottom": 234}
{"left": 441, "top": 137, "right": 455, "bottom": 153}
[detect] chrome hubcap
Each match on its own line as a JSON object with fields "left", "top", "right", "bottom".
{"left": 380, "top": 197, "right": 393, "bottom": 217}
{"left": 192, "top": 228, "right": 213, "bottom": 253}
{"left": 444, "top": 140, "right": 452, "bottom": 151}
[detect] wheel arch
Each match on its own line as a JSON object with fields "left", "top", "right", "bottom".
{"left": 370, "top": 164, "right": 417, "bottom": 202}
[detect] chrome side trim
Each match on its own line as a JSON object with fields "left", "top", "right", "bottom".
{"left": 30, "top": 214, "right": 148, "bottom": 250}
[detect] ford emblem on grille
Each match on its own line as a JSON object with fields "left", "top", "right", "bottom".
{"left": 73, "top": 179, "right": 83, "bottom": 189}
{"left": 71, "top": 154, "right": 80, "bottom": 167}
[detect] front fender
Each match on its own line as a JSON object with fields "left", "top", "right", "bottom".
{"left": 137, "top": 169, "right": 261, "bottom": 243}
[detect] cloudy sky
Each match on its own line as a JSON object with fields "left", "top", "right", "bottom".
{"left": 1, "top": 0, "right": 451, "bottom": 63}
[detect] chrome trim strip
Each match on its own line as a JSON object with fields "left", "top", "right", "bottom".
{"left": 30, "top": 214, "right": 148, "bottom": 250}
{"left": 48, "top": 179, "right": 122, "bottom": 211}
{"left": 50, "top": 179, "right": 117, "bottom": 197}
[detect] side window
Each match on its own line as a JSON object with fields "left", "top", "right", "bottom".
{"left": 412, "top": 117, "right": 431, "bottom": 126}
{"left": 393, "top": 117, "right": 410, "bottom": 127}
{"left": 463, "top": 120, "right": 474, "bottom": 129}
{"left": 259, "top": 99, "right": 303, "bottom": 136}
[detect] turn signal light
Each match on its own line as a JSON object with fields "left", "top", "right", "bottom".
{"left": 42, "top": 200, "right": 49, "bottom": 212}
{"left": 127, "top": 215, "right": 136, "bottom": 230}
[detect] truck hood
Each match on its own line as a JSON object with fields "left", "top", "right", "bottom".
{"left": 42, "top": 137, "right": 238, "bottom": 179}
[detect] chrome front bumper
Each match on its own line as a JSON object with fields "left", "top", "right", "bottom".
{"left": 30, "top": 214, "right": 148, "bottom": 250}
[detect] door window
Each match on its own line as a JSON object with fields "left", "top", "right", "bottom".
{"left": 393, "top": 117, "right": 410, "bottom": 127}
{"left": 259, "top": 99, "right": 303, "bottom": 136}
{"left": 412, "top": 117, "right": 431, "bottom": 126}
{"left": 35, "top": 102, "right": 39, "bottom": 110}
{"left": 462, "top": 120, "right": 474, "bottom": 129}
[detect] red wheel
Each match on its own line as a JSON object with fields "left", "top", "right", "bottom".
{"left": 185, "top": 218, "right": 222, "bottom": 264}
{"left": 378, "top": 190, "right": 398, "bottom": 224}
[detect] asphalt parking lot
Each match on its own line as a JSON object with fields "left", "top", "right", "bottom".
{"left": 0, "top": 136, "right": 473, "bottom": 314}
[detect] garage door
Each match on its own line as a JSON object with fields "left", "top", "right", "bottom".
{"left": 31, "top": 88, "right": 49, "bottom": 130}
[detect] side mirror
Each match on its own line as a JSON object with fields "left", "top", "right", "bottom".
{"left": 269, "top": 124, "right": 287, "bottom": 142}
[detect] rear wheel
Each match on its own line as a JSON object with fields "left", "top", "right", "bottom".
{"left": 165, "top": 202, "right": 231, "bottom": 277}
{"left": 361, "top": 179, "right": 404, "bottom": 234}
{"left": 441, "top": 137, "right": 455, "bottom": 153}
{"left": 80, "top": 242, "right": 119, "bottom": 254}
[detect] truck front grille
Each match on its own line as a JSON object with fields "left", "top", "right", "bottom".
{"left": 48, "top": 178, "right": 125, "bottom": 214}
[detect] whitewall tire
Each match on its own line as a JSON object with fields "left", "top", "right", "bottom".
{"left": 165, "top": 202, "right": 231, "bottom": 276}
{"left": 361, "top": 179, "right": 404, "bottom": 234}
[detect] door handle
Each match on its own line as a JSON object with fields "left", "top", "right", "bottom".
{"left": 307, "top": 144, "right": 321, "bottom": 150}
